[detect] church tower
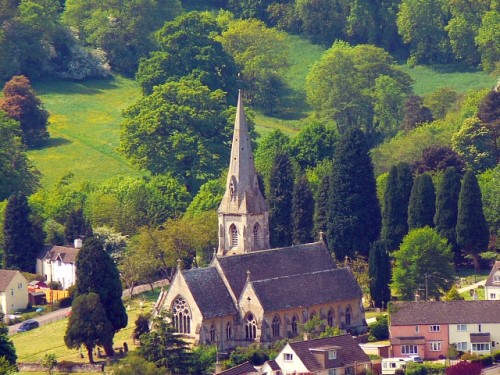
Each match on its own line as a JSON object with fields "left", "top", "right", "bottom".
{"left": 217, "top": 91, "right": 270, "bottom": 256}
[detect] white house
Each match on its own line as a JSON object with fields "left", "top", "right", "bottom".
{"left": 0, "top": 270, "right": 28, "bottom": 320}
{"left": 36, "top": 239, "right": 82, "bottom": 290}
{"left": 485, "top": 261, "right": 500, "bottom": 301}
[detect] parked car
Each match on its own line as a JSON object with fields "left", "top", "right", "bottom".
{"left": 409, "top": 355, "right": 423, "bottom": 363}
{"left": 17, "top": 319, "right": 39, "bottom": 333}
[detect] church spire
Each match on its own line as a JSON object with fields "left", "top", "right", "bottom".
{"left": 217, "top": 91, "right": 270, "bottom": 256}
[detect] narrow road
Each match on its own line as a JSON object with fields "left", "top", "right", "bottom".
{"left": 9, "top": 278, "right": 170, "bottom": 336}
{"left": 457, "top": 279, "right": 486, "bottom": 293}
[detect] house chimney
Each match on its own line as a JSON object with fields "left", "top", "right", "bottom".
{"left": 74, "top": 238, "right": 82, "bottom": 249}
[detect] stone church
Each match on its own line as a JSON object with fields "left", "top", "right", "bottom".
{"left": 154, "top": 92, "right": 367, "bottom": 350}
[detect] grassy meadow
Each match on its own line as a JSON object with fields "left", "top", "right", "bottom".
{"left": 25, "top": 35, "right": 497, "bottom": 190}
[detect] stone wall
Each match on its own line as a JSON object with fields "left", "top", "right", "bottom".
{"left": 18, "top": 361, "right": 105, "bottom": 373}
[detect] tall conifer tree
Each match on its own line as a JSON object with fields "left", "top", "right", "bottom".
{"left": 369, "top": 240, "right": 391, "bottom": 308}
{"left": 269, "top": 152, "right": 294, "bottom": 247}
{"left": 408, "top": 173, "right": 435, "bottom": 230}
{"left": 314, "top": 172, "right": 330, "bottom": 238}
{"left": 456, "top": 170, "right": 489, "bottom": 270}
{"left": 3, "top": 193, "right": 42, "bottom": 272}
{"left": 434, "top": 167, "right": 461, "bottom": 263}
{"left": 292, "top": 176, "right": 314, "bottom": 244}
{"left": 328, "top": 129, "right": 381, "bottom": 259}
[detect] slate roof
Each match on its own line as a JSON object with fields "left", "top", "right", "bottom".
{"left": 182, "top": 267, "right": 238, "bottom": 319}
{"left": 289, "top": 334, "right": 371, "bottom": 372}
{"left": 390, "top": 301, "right": 500, "bottom": 325}
{"left": 216, "top": 241, "right": 335, "bottom": 298}
{"left": 470, "top": 333, "right": 490, "bottom": 343}
{"left": 217, "top": 361, "right": 259, "bottom": 375}
{"left": 250, "top": 268, "right": 362, "bottom": 312}
{"left": 37, "top": 245, "right": 79, "bottom": 264}
{"left": 0, "top": 270, "right": 20, "bottom": 291}
{"left": 485, "top": 261, "right": 500, "bottom": 287}
{"left": 265, "top": 359, "right": 280, "bottom": 371}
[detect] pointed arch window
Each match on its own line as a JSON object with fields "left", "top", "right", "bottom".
{"left": 253, "top": 223, "right": 260, "bottom": 249}
{"left": 327, "top": 309, "right": 335, "bottom": 327}
{"left": 210, "top": 324, "right": 216, "bottom": 343}
{"left": 291, "top": 315, "right": 299, "bottom": 335}
{"left": 230, "top": 224, "right": 238, "bottom": 247}
{"left": 272, "top": 315, "right": 281, "bottom": 338}
{"left": 226, "top": 322, "right": 232, "bottom": 340}
{"left": 345, "top": 306, "right": 351, "bottom": 326}
{"left": 229, "top": 177, "right": 237, "bottom": 200}
{"left": 245, "top": 313, "right": 257, "bottom": 339}
{"left": 172, "top": 296, "right": 191, "bottom": 334}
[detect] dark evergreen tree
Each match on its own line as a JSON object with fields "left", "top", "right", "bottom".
{"left": 434, "top": 167, "right": 462, "bottom": 263}
{"left": 75, "top": 237, "right": 127, "bottom": 356}
{"left": 327, "top": 129, "right": 381, "bottom": 259}
{"left": 64, "top": 208, "right": 93, "bottom": 245}
{"left": 408, "top": 173, "right": 435, "bottom": 230}
{"left": 65, "top": 292, "right": 114, "bottom": 364}
{"left": 368, "top": 240, "right": 391, "bottom": 308}
{"left": 401, "top": 95, "right": 433, "bottom": 132}
{"left": 292, "top": 176, "right": 314, "bottom": 244}
{"left": 0, "top": 324, "right": 16, "bottom": 366}
{"left": 313, "top": 172, "right": 330, "bottom": 239}
{"left": 477, "top": 89, "right": 500, "bottom": 164}
{"left": 268, "top": 152, "right": 295, "bottom": 248}
{"left": 456, "top": 170, "right": 489, "bottom": 270}
{"left": 3, "top": 193, "right": 43, "bottom": 272}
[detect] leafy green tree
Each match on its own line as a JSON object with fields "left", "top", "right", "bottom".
{"left": 369, "top": 240, "right": 391, "bottom": 308}
{"left": 442, "top": 285, "right": 464, "bottom": 301}
{"left": 75, "top": 237, "right": 127, "bottom": 356}
{"left": 396, "top": 0, "right": 452, "bottom": 65}
{"left": 64, "top": 208, "right": 92, "bottom": 245}
{"left": 0, "top": 356, "right": 16, "bottom": 375}
{"left": 456, "top": 170, "right": 489, "bottom": 270}
{"left": 0, "top": 111, "right": 39, "bottom": 201}
{"left": 292, "top": 176, "right": 314, "bottom": 245}
{"left": 476, "top": 10, "right": 500, "bottom": 72}
{"left": 138, "top": 313, "right": 194, "bottom": 373}
{"left": 41, "top": 353, "right": 57, "bottom": 375}
{"left": 65, "top": 292, "right": 114, "bottom": 363}
{"left": 0, "top": 75, "right": 49, "bottom": 147}
{"left": 306, "top": 42, "right": 411, "bottom": 143}
{"left": 120, "top": 78, "right": 232, "bottom": 193}
{"left": 328, "top": 129, "right": 381, "bottom": 259}
{"left": 452, "top": 117, "right": 496, "bottom": 174}
{"left": 478, "top": 165, "right": 499, "bottom": 238}
{"left": 185, "top": 178, "right": 225, "bottom": 217}
{"left": 434, "top": 167, "right": 461, "bottom": 262}
{"left": 290, "top": 122, "right": 338, "bottom": 170}
{"left": 217, "top": 18, "right": 289, "bottom": 112}
{"left": 369, "top": 314, "right": 389, "bottom": 341}
{"left": 269, "top": 152, "right": 295, "bottom": 248}
{"left": 137, "top": 11, "right": 237, "bottom": 98}
{"left": 477, "top": 88, "right": 499, "bottom": 165}
{"left": 0, "top": 324, "right": 16, "bottom": 366}
{"left": 3, "top": 193, "right": 43, "bottom": 272}
{"left": 62, "top": 0, "right": 182, "bottom": 75}
{"left": 423, "top": 88, "right": 460, "bottom": 120}
{"left": 392, "top": 227, "right": 455, "bottom": 301}
{"left": 313, "top": 172, "right": 331, "bottom": 238}
{"left": 408, "top": 173, "right": 435, "bottom": 230}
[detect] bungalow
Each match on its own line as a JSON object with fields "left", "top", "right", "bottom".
{"left": 0, "top": 270, "right": 28, "bottom": 320}
{"left": 36, "top": 239, "right": 82, "bottom": 290}
{"left": 390, "top": 301, "right": 500, "bottom": 360}
{"left": 485, "top": 261, "right": 500, "bottom": 300}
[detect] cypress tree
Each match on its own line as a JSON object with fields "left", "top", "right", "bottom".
{"left": 456, "top": 170, "right": 489, "bottom": 270}
{"left": 64, "top": 208, "right": 93, "bottom": 245}
{"left": 328, "top": 129, "right": 381, "bottom": 259}
{"left": 314, "top": 172, "right": 330, "bottom": 238}
{"left": 434, "top": 167, "right": 461, "bottom": 263}
{"left": 3, "top": 193, "right": 42, "bottom": 272}
{"left": 292, "top": 175, "right": 314, "bottom": 244}
{"left": 368, "top": 240, "right": 391, "bottom": 309}
{"left": 408, "top": 173, "right": 435, "bottom": 230}
{"left": 75, "top": 237, "right": 127, "bottom": 356}
{"left": 268, "top": 152, "right": 294, "bottom": 247}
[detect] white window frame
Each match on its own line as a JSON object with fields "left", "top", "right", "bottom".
{"left": 328, "top": 350, "right": 337, "bottom": 360}
{"left": 455, "top": 342, "right": 468, "bottom": 351}
{"left": 328, "top": 369, "right": 337, "bottom": 375}
{"left": 430, "top": 342, "right": 442, "bottom": 351}
{"left": 490, "top": 293, "right": 496, "bottom": 299}
{"left": 429, "top": 325, "right": 440, "bottom": 332}
{"left": 284, "top": 353, "right": 293, "bottom": 361}
{"left": 457, "top": 324, "right": 467, "bottom": 332}
{"left": 472, "top": 343, "right": 490, "bottom": 351}
{"left": 402, "top": 345, "right": 418, "bottom": 354}
{"left": 493, "top": 275, "right": 500, "bottom": 283}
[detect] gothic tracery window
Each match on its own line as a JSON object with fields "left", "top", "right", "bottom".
{"left": 245, "top": 313, "right": 257, "bottom": 339}
{"left": 229, "top": 177, "right": 236, "bottom": 200}
{"left": 226, "top": 322, "right": 232, "bottom": 340}
{"left": 210, "top": 324, "right": 216, "bottom": 343}
{"left": 327, "top": 309, "right": 335, "bottom": 327}
{"left": 272, "top": 315, "right": 280, "bottom": 338}
{"left": 230, "top": 224, "right": 238, "bottom": 247}
{"left": 253, "top": 223, "right": 260, "bottom": 249}
{"left": 172, "top": 296, "right": 191, "bottom": 334}
{"left": 291, "top": 315, "right": 298, "bottom": 335}
{"left": 345, "top": 306, "right": 351, "bottom": 326}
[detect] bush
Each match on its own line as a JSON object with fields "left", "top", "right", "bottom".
{"left": 445, "top": 361, "right": 482, "bottom": 375}
{"left": 493, "top": 351, "right": 500, "bottom": 362}
{"left": 368, "top": 315, "right": 389, "bottom": 341}
{"left": 424, "top": 362, "right": 446, "bottom": 374}
{"left": 406, "top": 363, "right": 428, "bottom": 375}
{"left": 47, "top": 281, "right": 62, "bottom": 290}
{"left": 58, "top": 297, "right": 72, "bottom": 308}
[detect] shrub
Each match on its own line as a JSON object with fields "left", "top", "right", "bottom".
{"left": 424, "top": 362, "right": 446, "bottom": 374}
{"left": 492, "top": 351, "right": 500, "bottom": 362}
{"left": 368, "top": 315, "right": 389, "bottom": 341}
{"left": 58, "top": 297, "right": 72, "bottom": 308}
{"left": 445, "top": 361, "right": 481, "bottom": 375}
{"left": 406, "top": 363, "right": 428, "bottom": 375}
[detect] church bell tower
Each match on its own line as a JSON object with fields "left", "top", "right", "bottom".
{"left": 217, "top": 91, "right": 270, "bottom": 256}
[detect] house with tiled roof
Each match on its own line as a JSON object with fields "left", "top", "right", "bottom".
{"left": 485, "top": 261, "right": 500, "bottom": 300}
{"left": 389, "top": 301, "right": 500, "bottom": 360}
{"left": 216, "top": 361, "right": 260, "bottom": 375}
{"left": 35, "top": 239, "right": 82, "bottom": 289}
{"left": 0, "top": 270, "right": 28, "bottom": 320}
{"left": 154, "top": 93, "right": 366, "bottom": 351}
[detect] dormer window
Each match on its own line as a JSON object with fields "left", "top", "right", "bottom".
{"left": 328, "top": 349, "right": 337, "bottom": 360}
{"left": 494, "top": 274, "right": 500, "bottom": 283}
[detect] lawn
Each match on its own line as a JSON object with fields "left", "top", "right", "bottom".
{"left": 28, "top": 75, "right": 144, "bottom": 189}
{"left": 13, "top": 288, "right": 160, "bottom": 365}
